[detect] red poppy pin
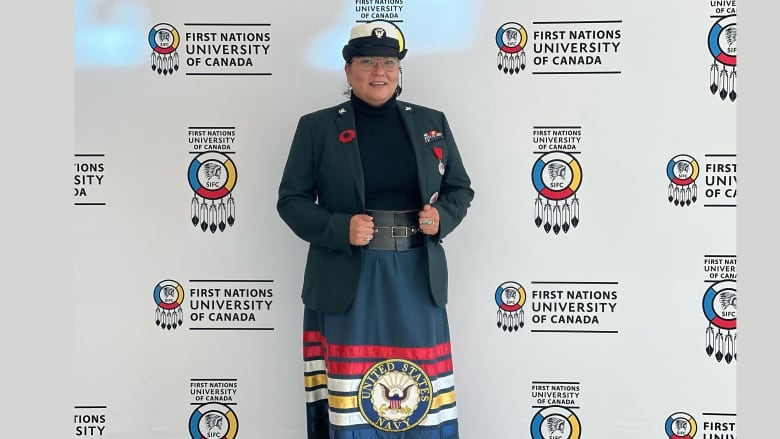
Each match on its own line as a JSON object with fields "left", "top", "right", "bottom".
{"left": 339, "top": 129, "right": 356, "bottom": 143}
{"left": 433, "top": 146, "right": 445, "bottom": 175}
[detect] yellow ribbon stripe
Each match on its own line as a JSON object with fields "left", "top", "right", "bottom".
{"left": 432, "top": 390, "right": 456, "bottom": 409}
{"left": 327, "top": 389, "right": 456, "bottom": 411}
{"left": 329, "top": 394, "right": 358, "bottom": 410}
{"left": 304, "top": 373, "right": 327, "bottom": 389}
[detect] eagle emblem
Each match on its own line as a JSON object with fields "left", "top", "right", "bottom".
{"left": 372, "top": 27, "right": 386, "bottom": 39}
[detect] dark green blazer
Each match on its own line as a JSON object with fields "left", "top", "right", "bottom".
{"left": 277, "top": 99, "right": 474, "bottom": 314}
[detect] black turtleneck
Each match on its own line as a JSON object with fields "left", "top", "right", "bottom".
{"left": 351, "top": 93, "right": 422, "bottom": 211}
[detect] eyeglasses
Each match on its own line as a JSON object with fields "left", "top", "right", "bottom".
{"left": 350, "top": 57, "right": 400, "bottom": 71}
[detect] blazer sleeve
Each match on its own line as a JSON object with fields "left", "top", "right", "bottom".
{"left": 434, "top": 112, "right": 475, "bottom": 241}
{"left": 277, "top": 114, "right": 353, "bottom": 255}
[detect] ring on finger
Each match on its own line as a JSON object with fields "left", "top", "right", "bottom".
{"left": 420, "top": 219, "right": 434, "bottom": 226}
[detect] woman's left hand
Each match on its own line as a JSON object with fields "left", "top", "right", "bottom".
{"left": 418, "top": 204, "right": 440, "bottom": 235}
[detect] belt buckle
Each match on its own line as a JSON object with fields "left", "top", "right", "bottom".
{"left": 391, "top": 226, "right": 408, "bottom": 238}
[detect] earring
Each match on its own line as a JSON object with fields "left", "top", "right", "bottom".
{"left": 395, "top": 68, "right": 403, "bottom": 96}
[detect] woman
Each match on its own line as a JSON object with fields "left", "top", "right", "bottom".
{"left": 277, "top": 20, "right": 474, "bottom": 438}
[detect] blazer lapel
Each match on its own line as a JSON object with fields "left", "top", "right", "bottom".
{"left": 397, "top": 101, "right": 430, "bottom": 203}
{"left": 334, "top": 102, "right": 365, "bottom": 207}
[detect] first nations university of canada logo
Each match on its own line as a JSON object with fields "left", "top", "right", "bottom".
{"left": 665, "top": 412, "right": 697, "bottom": 439}
{"left": 703, "top": 279, "right": 737, "bottom": 363}
{"left": 358, "top": 359, "right": 433, "bottom": 432}
{"left": 531, "top": 406, "right": 581, "bottom": 439}
{"left": 189, "top": 152, "right": 237, "bottom": 233}
{"left": 149, "top": 23, "right": 180, "bottom": 75}
{"left": 708, "top": 14, "right": 737, "bottom": 101}
{"left": 496, "top": 281, "right": 526, "bottom": 332}
{"left": 154, "top": 279, "right": 184, "bottom": 330}
{"left": 496, "top": 22, "right": 527, "bottom": 74}
{"left": 532, "top": 152, "right": 582, "bottom": 234}
{"left": 189, "top": 402, "right": 238, "bottom": 439}
{"left": 667, "top": 154, "right": 699, "bottom": 206}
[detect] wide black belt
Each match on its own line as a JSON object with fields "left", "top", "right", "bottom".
{"left": 366, "top": 209, "right": 424, "bottom": 251}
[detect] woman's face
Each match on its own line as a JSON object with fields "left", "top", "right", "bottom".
{"left": 345, "top": 56, "right": 399, "bottom": 107}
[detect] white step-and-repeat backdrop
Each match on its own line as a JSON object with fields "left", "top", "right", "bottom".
{"left": 74, "top": 0, "right": 736, "bottom": 437}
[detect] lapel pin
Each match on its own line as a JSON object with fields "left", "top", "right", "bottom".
{"left": 338, "top": 107, "right": 346, "bottom": 115}
{"left": 339, "top": 129, "right": 356, "bottom": 144}
{"left": 423, "top": 130, "right": 443, "bottom": 143}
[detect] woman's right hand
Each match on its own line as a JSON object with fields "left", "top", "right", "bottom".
{"left": 349, "top": 214, "right": 375, "bottom": 246}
